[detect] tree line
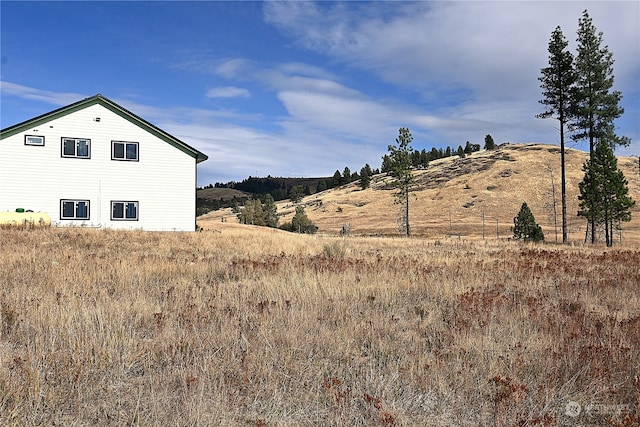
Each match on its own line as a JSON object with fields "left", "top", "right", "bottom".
{"left": 381, "top": 136, "right": 495, "bottom": 174}
{"left": 538, "top": 9, "right": 634, "bottom": 246}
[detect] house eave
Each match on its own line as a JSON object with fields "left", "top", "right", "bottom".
{"left": 0, "top": 94, "right": 208, "bottom": 163}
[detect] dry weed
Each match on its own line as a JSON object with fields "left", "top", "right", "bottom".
{"left": 0, "top": 227, "right": 638, "bottom": 426}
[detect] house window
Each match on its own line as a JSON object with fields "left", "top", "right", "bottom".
{"left": 25, "top": 135, "right": 45, "bottom": 146}
{"left": 60, "top": 200, "right": 90, "bottom": 220}
{"left": 112, "top": 141, "right": 138, "bottom": 161}
{"left": 62, "top": 138, "right": 91, "bottom": 158}
{"left": 111, "top": 201, "right": 138, "bottom": 221}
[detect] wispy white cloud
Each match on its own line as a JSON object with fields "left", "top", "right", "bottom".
{"left": 276, "top": 90, "right": 395, "bottom": 140}
{"left": 214, "top": 58, "right": 254, "bottom": 79}
{"left": 263, "top": 1, "right": 639, "bottom": 98}
{"left": 1, "top": 81, "right": 87, "bottom": 107}
{"left": 262, "top": 0, "right": 640, "bottom": 156}
{"left": 206, "top": 86, "right": 250, "bottom": 99}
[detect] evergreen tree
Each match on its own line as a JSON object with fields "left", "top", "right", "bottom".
{"left": 578, "top": 141, "right": 635, "bottom": 246}
{"left": 317, "top": 180, "right": 327, "bottom": 192}
{"left": 237, "top": 199, "right": 265, "bottom": 226}
{"left": 513, "top": 202, "right": 544, "bottom": 242}
{"left": 384, "top": 127, "right": 416, "bottom": 237}
{"left": 464, "top": 141, "right": 473, "bottom": 154}
{"left": 342, "top": 167, "right": 351, "bottom": 184}
{"left": 572, "top": 10, "right": 629, "bottom": 242}
{"left": 457, "top": 146, "right": 465, "bottom": 158}
{"left": 423, "top": 149, "right": 433, "bottom": 166}
{"left": 429, "top": 147, "right": 439, "bottom": 163}
{"left": 289, "top": 185, "right": 305, "bottom": 204}
{"left": 572, "top": 10, "right": 629, "bottom": 155}
{"left": 359, "top": 164, "right": 371, "bottom": 190}
{"left": 380, "top": 154, "right": 392, "bottom": 173}
{"left": 411, "top": 150, "right": 421, "bottom": 168}
{"left": 332, "top": 170, "right": 342, "bottom": 187}
{"left": 484, "top": 134, "right": 496, "bottom": 150}
{"left": 538, "top": 26, "right": 577, "bottom": 244}
{"left": 287, "top": 206, "right": 317, "bottom": 234}
{"left": 263, "top": 193, "right": 279, "bottom": 228}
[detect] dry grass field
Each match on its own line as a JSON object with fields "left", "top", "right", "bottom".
{"left": 1, "top": 226, "right": 639, "bottom": 426}
{"left": 201, "top": 143, "right": 640, "bottom": 245}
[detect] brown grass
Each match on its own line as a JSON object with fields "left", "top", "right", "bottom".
{"left": 200, "top": 143, "right": 640, "bottom": 245}
{"left": 1, "top": 227, "right": 638, "bottom": 426}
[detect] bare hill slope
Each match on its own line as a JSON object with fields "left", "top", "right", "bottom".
{"left": 199, "top": 143, "right": 640, "bottom": 243}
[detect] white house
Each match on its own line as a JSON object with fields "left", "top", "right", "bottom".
{"left": 0, "top": 94, "right": 208, "bottom": 231}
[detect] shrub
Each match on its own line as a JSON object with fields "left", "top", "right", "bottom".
{"left": 322, "top": 242, "right": 346, "bottom": 260}
{"left": 280, "top": 206, "right": 318, "bottom": 234}
{"left": 513, "top": 202, "right": 544, "bottom": 242}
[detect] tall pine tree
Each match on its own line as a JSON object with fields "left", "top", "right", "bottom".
{"left": 573, "top": 10, "right": 628, "bottom": 154}
{"left": 385, "top": 127, "right": 416, "bottom": 237}
{"left": 578, "top": 141, "right": 635, "bottom": 246}
{"left": 359, "top": 164, "right": 372, "bottom": 190}
{"left": 263, "top": 193, "right": 279, "bottom": 228}
{"left": 538, "top": 26, "right": 576, "bottom": 244}
{"left": 572, "top": 10, "right": 629, "bottom": 242}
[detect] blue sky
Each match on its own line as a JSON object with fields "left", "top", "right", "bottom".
{"left": 1, "top": 1, "right": 638, "bottom": 186}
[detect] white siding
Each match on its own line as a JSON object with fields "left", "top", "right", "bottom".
{"left": 0, "top": 104, "right": 198, "bottom": 231}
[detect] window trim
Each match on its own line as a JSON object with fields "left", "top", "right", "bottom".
{"left": 60, "top": 199, "right": 90, "bottom": 220}
{"left": 110, "top": 201, "right": 139, "bottom": 221}
{"left": 61, "top": 137, "right": 91, "bottom": 159}
{"left": 111, "top": 141, "right": 139, "bottom": 161}
{"left": 25, "top": 135, "right": 45, "bottom": 146}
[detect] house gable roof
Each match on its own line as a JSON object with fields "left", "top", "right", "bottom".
{"left": 0, "top": 94, "right": 208, "bottom": 163}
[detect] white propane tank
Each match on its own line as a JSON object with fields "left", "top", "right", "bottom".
{"left": 0, "top": 211, "right": 52, "bottom": 228}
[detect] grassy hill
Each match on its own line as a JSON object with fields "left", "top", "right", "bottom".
{"left": 199, "top": 143, "right": 640, "bottom": 244}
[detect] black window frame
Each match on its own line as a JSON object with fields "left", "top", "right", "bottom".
{"left": 111, "top": 201, "right": 139, "bottom": 221}
{"left": 25, "top": 135, "right": 45, "bottom": 146}
{"left": 111, "top": 141, "right": 139, "bottom": 161}
{"left": 61, "top": 137, "right": 91, "bottom": 159}
{"left": 60, "top": 199, "right": 90, "bottom": 220}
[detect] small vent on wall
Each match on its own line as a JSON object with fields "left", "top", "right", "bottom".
{"left": 94, "top": 117, "right": 101, "bottom": 122}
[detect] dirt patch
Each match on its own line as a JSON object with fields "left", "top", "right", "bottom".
{"left": 415, "top": 153, "right": 515, "bottom": 190}
{"left": 498, "top": 169, "right": 517, "bottom": 178}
